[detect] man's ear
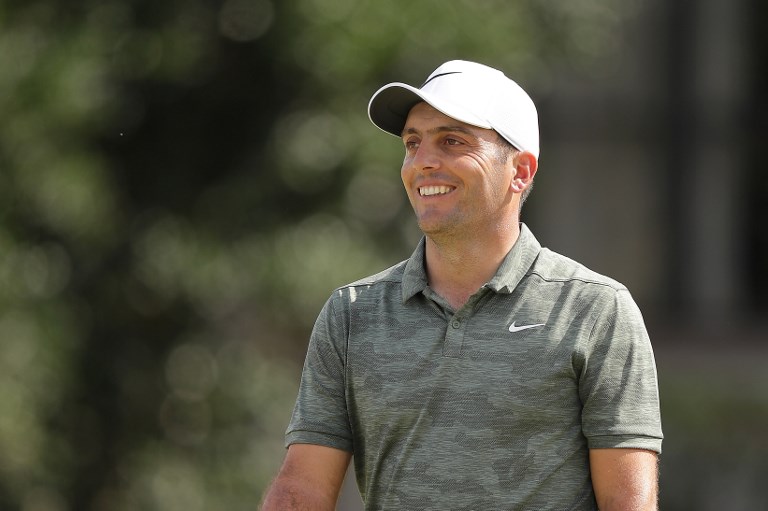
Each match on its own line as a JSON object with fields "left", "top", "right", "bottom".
{"left": 510, "top": 151, "right": 538, "bottom": 193}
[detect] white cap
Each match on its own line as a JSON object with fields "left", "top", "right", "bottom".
{"left": 368, "top": 60, "right": 539, "bottom": 158}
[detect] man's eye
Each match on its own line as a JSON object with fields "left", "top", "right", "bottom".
{"left": 444, "top": 137, "right": 461, "bottom": 145}
{"left": 405, "top": 140, "right": 420, "bottom": 149}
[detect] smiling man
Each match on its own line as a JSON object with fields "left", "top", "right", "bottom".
{"left": 261, "top": 60, "right": 663, "bottom": 511}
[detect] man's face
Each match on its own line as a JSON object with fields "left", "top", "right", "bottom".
{"left": 400, "top": 102, "right": 517, "bottom": 238}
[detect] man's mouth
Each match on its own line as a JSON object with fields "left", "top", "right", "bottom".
{"left": 419, "top": 185, "right": 454, "bottom": 196}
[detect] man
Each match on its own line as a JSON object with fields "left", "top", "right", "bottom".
{"left": 262, "top": 60, "right": 663, "bottom": 510}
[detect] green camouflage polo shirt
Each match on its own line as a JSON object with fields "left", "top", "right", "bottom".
{"left": 286, "top": 224, "right": 663, "bottom": 510}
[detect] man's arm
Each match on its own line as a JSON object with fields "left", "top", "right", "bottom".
{"left": 261, "top": 443, "right": 353, "bottom": 511}
{"left": 589, "top": 448, "right": 659, "bottom": 511}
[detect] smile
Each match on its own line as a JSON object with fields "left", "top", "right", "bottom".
{"left": 419, "top": 185, "right": 454, "bottom": 196}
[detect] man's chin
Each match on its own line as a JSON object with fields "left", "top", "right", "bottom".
{"left": 418, "top": 219, "right": 462, "bottom": 239}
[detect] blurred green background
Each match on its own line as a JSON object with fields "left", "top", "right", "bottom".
{"left": 1, "top": 0, "right": 766, "bottom": 510}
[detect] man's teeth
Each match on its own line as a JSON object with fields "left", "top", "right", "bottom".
{"left": 419, "top": 186, "right": 452, "bottom": 196}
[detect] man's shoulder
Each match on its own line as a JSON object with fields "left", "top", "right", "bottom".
{"left": 332, "top": 258, "right": 409, "bottom": 296}
{"left": 531, "top": 247, "right": 627, "bottom": 293}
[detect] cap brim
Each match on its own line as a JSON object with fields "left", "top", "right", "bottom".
{"left": 367, "top": 83, "right": 424, "bottom": 137}
{"left": 368, "top": 83, "right": 492, "bottom": 138}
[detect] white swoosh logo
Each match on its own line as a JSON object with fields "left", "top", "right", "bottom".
{"left": 508, "top": 321, "right": 545, "bottom": 333}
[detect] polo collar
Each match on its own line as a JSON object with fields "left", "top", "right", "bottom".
{"left": 486, "top": 223, "right": 542, "bottom": 294}
{"left": 402, "top": 237, "right": 429, "bottom": 302}
{"left": 401, "top": 223, "right": 542, "bottom": 303}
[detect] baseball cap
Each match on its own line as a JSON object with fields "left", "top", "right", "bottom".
{"left": 368, "top": 60, "right": 539, "bottom": 158}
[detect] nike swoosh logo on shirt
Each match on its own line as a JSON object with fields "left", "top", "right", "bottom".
{"left": 508, "top": 321, "right": 546, "bottom": 333}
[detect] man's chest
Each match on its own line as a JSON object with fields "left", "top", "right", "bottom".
{"left": 344, "top": 299, "right": 585, "bottom": 437}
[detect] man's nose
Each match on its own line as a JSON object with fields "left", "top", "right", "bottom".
{"left": 409, "top": 142, "right": 441, "bottom": 172}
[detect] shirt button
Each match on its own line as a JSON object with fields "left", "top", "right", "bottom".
{"left": 451, "top": 319, "right": 461, "bottom": 329}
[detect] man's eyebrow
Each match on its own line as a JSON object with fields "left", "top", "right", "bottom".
{"left": 401, "top": 125, "right": 477, "bottom": 138}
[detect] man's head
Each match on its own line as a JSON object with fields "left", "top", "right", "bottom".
{"left": 368, "top": 61, "right": 539, "bottom": 214}
{"left": 368, "top": 60, "right": 539, "bottom": 160}
{"left": 396, "top": 101, "right": 536, "bottom": 238}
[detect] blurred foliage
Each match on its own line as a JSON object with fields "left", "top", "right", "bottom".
{"left": 3, "top": 0, "right": 763, "bottom": 510}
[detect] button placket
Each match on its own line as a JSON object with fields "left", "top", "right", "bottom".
{"left": 443, "top": 314, "right": 465, "bottom": 357}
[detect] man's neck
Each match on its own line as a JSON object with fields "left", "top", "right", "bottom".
{"left": 424, "top": 223, "right": 521, "bottom": 310}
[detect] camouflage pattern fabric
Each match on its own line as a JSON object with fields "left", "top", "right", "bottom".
{"left": 286, "top": 224, "right": 663, "bottom": 510}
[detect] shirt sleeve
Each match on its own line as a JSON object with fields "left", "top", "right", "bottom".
{"left": 285, "top": 291, "right": 354, "bottom": 452}
{"left": 578, "top": 288, "right": 663, "bottom": 453}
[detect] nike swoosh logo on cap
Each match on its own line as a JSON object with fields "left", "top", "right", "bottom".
{"left": 421, "top": 71, "right": 462, "bottom": 88}
{"left": 508, "top": 321, "right": 546, "bottom": 333}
